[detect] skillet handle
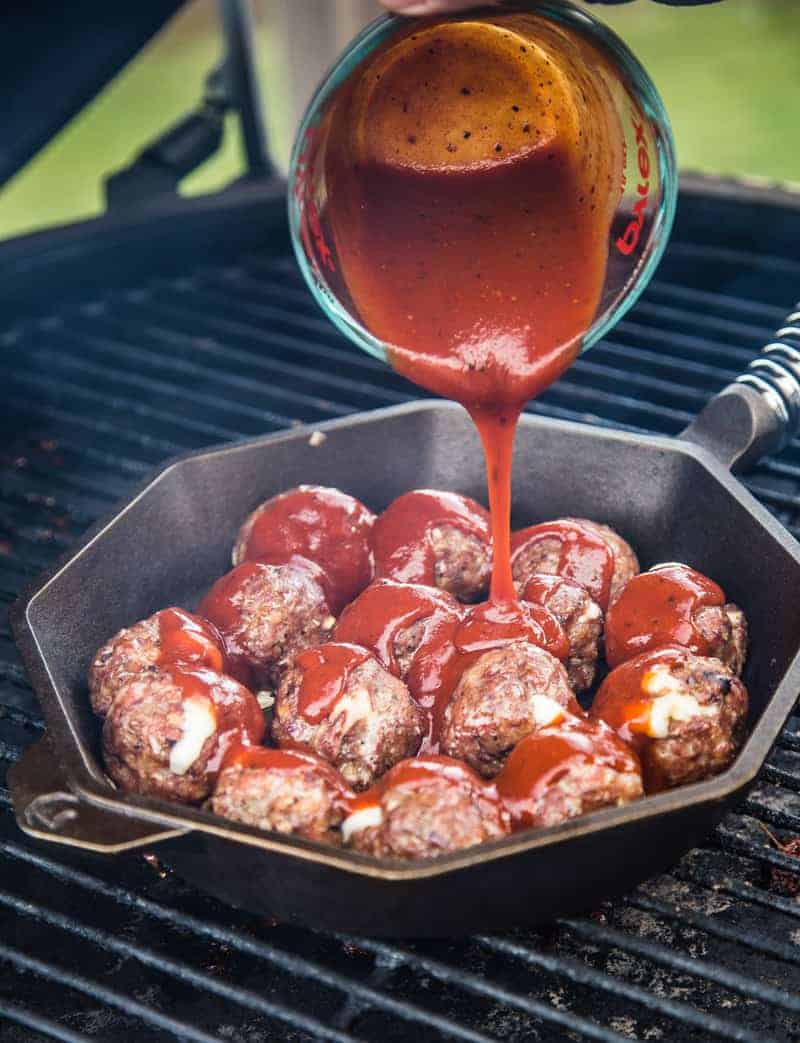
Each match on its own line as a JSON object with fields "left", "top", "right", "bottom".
{"left": 7, "top": 736, "right": 189, "bottom": 854}
{"left": 680, "top": 305, "right": 800, "bottom": 472}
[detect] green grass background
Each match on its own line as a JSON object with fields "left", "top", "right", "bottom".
{"left": 1, "top": 0, "right": 797, "bottom": 241}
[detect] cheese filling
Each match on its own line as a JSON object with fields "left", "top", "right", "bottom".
{"left": 641, "top": 666, "right": 715, "bottom": 739}
{"left": 169, "top": 696, "right": 217, "bottom": 775}
{"left": 531, "top": 694, "right": 566, "bottom": 728}
{"left": 341, "top": 804, "right": 384, "bottom": 843}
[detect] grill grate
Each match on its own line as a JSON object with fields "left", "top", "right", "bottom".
{"left": 1, "top": 199, "right": 800, "bottom": 1041}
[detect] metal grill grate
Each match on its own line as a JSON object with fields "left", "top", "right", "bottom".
{"left": 1, "top": 196, "right": 800, "bottom": 1041}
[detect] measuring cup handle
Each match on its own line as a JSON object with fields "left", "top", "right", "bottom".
{"left": 680, "top": 303, "right": 800, "bottom": 472}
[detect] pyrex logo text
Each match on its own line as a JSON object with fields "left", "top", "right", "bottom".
{"left": 616, "top": 114, "right": 650, "bottom": 257}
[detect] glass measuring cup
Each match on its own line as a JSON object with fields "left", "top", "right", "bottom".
{"left": 288, "top": 0, "right": 677, "bottom": 382}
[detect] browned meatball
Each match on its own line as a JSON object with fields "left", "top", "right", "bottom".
{"left": 370, "top": 490, "right": 492, "bottom": 603}
{"left": 272, "top": 643, "right": 425, "bottom": 790}
{"left": 496, "top": 718, "right": 643, "bottom": 830}
{"left": 210, "top": 745, "right": 354, "bottom": 843}
{"left": 440, "top": 642, "right": 581, "bottom": 778}
{"left": 343, "top": 755, "right": 510, "bottom": 859}
{"left": 333, "top": 579, "right": 462, "bottom": 680}
{"left": 591, "top": 647, "right": 748, "bottom": 792}
{"left": 102, "top": 667, "right": 265, "bottom": 804}
{"left": 564, "top": 518, "right": 639, "bottom": 603}
{"left": 694, "top": 602, "right": 748, "bottom": 677}
{"left": 604, "top": 564, "right": 748, "bottom": 676}
{"left": 199, "top": 561, "right": 335, "bottom": 688}
{"left": 428, "top": 524, "right": 491, "bottom": 602}
{"left": 520, "top": 574, "right": 603, "bottom": 692}
{"left": 88, "top": 608, "right": 226, "bottom": 717}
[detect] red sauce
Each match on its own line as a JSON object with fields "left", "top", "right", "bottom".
{"left": 369, "top": 490, "right": 490, "bottom": 589}
{"left": 349, "top": 753, "right": 501, "bottom": 814}
{"left": 311, "top": 14, "right": 625, "bottom": 604}
{"left": 294, "top": 642, "right": 373, "bottom": 725}
{"left": 219, "top": 744, "right": 356, "bottom": 807}
{"left": 236, "top": 485, "right": 375, "bottom": 613}
{"left": 166, "top": 666, "right": 265, "bottom": 777}
{"left": 511, "top": 521, "right": 615, "bottom": 609}
{"left": 412, "top": 598, "right": 573, "bottom": 749}
{"left": 156, "top": 607, "right": 226, "bottom": 673}
{"left": 604, "top": 565, "right": 725, "bottom": 668}
{"left": 591, "top": 646, "right": 693, "bottom": 742}
{"left": 333, "top": 579, "right": 462, "bottom": 676}
{"left": 496, "top": 717, "right": 640, "bottom": 829}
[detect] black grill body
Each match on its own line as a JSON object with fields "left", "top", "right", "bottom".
{"left": 1, "top": 178, "right": 800, "bottom": 1038}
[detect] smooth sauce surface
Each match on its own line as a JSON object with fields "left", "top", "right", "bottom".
{"left": 605, "top": 565, "right": 725, "bottom": 666}
{"left": 294, "top": 642, "right": 373, "bottom": 724}
{"left": 511, "top": 521, "right": 615, "bottom": 609}
{"left": 316, "top": 13, "right": 625, "bottom": 598}
{"left": 157, "top": 608, "right": 226, "bottom": 673}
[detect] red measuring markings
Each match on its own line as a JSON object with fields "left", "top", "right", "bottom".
{"left": 616, "top": 111, "right": 651, "bottom": 257}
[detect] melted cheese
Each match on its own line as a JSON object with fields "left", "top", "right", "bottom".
{"left": 341, "top": 804, "right": 384, "bottom": 843}
{"left": 641, "top": 666, "right": 714, "bottom": 738}
{"left": 169, "top": 696, "right": 216, "bottom": 775}
{"left": 531, "top": 694, "right": 566, "bottom": 728}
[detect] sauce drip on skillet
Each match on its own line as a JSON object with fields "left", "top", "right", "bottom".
{"left": 314, "top": 13, "right": 625, "bottom": 606}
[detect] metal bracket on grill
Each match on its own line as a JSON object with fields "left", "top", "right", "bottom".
{"left": 104, "top": 0, "right": 270, "bottom": 208}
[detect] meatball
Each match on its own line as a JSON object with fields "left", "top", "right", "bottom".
{"left": 370, "top": 490, "right": 491, "bottom": 602}
{"left": 511, "top": 518, "right": 632, "bottom": 610}
{"left": 604, "top": 563, "right": 748, "bottom": 675}
{"left": 333, "top": 579, "right": 462, "bottom": 679}
{"left": 88, "top": 607, "right": 226, "bottom": 717}
{"left": 521, "top": 574, "right": 603, "bottom": 692}
{"left": 564, "top": 518, "right": 639, "bottom": 603}
{"left": 343, "top": 755, "right": 510, "bottom": 859}
{"left": 232, "top": 485, "right": 375, "bottom": 613}
{"left": 102, "top": 667, "right": 265, "bottom": 803}
{"left": 210, "top": 745, "right": 354, "bottom": 843}
{"left": 496, "top": 717, "right": 643, "bottom": 830}
{"left": 590, "top": 647, "right": 748, "bottom": 792}
{"left": 199, "top": 561, "right": 335, "bottom": 688}
{"left": 440, "top": 641, "right": 580, "bottom": 778}
{"left": 272, "top": 643, "right": 425, "bottom": 790}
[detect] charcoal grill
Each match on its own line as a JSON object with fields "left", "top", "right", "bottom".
{"left": 2, "top": 1, "right": 800, "bottom": 1039}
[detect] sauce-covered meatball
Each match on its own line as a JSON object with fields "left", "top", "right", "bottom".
{"left": 342, "top": 755, "right": 510, "bottom": 859}
{"left": 590, "top": 647, "right": 748, "bottom": 792}
{"left": 199, "top": 561, "right": 335, "bottom": 688}
{"left": 232, "top": 485, "right": 375, "bottom": 613}
{"left": 333, "top": 579, "right": 462, "bottom": 679}
{"left": 88, "top": 607, "right": 226, "bottom": 717}
{"left": 496, "top": 717, "right": 643, "bottom": 830}
{"left": 370, "top": 490, "right": 492, "bottom": 602}
{"left": 440, "top": 641, "right": 580, "bottom": 777}
{"left": 210, "top": 745, "right": 354, "bottom": 843}
{"left": 272, "top": 643, "right": 425, "bottom": 790}
{"left": 102, "top": 667, "right": 265, "bottom": 803}
{"left": 564, "top": 518, "right": 639, "bottom": 603}
{"left": 604, "top": 564, "right": 748, "bottom": 675}
{"left": 521, "top": 574, "right": 603, "bottom": 692}
{"left": 511, "top": 518, "right": 638, "bottom": 610}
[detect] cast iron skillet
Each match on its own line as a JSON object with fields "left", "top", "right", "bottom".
{"left": 9, "top": 314, "right": 800, "bottom": 937}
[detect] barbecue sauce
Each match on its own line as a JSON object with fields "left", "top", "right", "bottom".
{"left": 495, "top": 718, "right": 640, "bottom": 829}
{"left": 313, "top": 13, "right": 625, "bottom": 604}
{"left": 156, "top": 608, "right": 226, "bottom": 674}
{"left": 348, "top": 753, "right": 502, "bottom": 815}
{"left": 294, "top": 642, "right": 373, "bottom": 724}
{"left": 511, "top": 521, "right": 615, "bottom": 609}
{"left": 604, "top": 565, "right": 726, "bottom": 667}
{"left": 235, "top": 486, "right": 375, "bottom": 614}
{"left": 369, "top": 491, "right": 490, "bottom": 589}
{"left": 219, "top": 744, "right": 356, "bottom": 807}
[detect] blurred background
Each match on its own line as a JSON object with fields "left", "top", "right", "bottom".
{"left": 1, "top": 0, "right": 797, "bottom": 241}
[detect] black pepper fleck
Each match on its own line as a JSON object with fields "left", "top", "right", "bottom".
{"left": 461, "top": 87, "right": 471, "bottom": 95}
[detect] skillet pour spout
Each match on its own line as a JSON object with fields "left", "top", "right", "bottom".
{"left": 9, "top": 305, "right": 800, "bottom": 935}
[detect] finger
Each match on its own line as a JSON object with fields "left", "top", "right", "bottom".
{"left": 381, "top": 0, "right": 499, "bottom": 14}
